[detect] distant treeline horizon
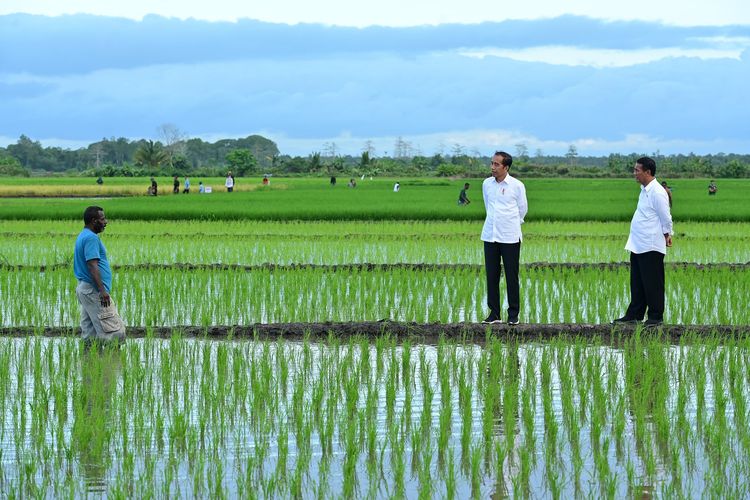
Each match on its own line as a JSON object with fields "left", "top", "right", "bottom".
{"left": 1, "top": 134, "right": 749, "bottom": 179}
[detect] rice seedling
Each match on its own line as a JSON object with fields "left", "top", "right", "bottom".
{"left": 4, "top": 265, "right": 749, "bottom": 326}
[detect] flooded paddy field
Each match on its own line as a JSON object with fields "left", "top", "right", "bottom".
{"left": 1, "top": 207, "right": 748, "bottom": 497}
{"left": 2, "top": 333, "right": 750, "bottom": 498}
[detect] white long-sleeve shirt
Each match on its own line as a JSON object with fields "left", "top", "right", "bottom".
{"left": 481, "top": 175, "right": 528, "bottom": 243}
{"left": 625, "top": 178, "right": 673, "bottom": 255}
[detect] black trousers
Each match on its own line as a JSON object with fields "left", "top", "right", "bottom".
{"left": 484, "top": 241, "right": 521, "bottom": 320}
{"left": 625, "top": 251, "right": 665, "bottom": 321}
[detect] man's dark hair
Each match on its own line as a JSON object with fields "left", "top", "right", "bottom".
{"left": 464, "top": 183, "right": 470, "bottom": 188}
{"left": 495, "top": 151, "right": 513, "bottom": 167}
{"left": 83, "top": 206, "right": 104, "bottom": 225}
{"left": 637, "top": 157, "right": 656, "bottom": 176}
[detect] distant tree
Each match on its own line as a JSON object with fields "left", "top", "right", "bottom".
{"left": 157, "top": 123, "right": 188, "bottom": 167}
{"left": 720, "top": 159, "right": 746, "bottom": 178}
{"left": 225, "top": 149, "right": 258, "bottom": 176}
{"left": 566, "top": 144, "right": 579, "bottom": 166}
{"left": 309, "top": 152, "right": 322, "bottom": 173}
{"left": 7, "top": 135, "right": 43, "bottom": 168}
{"left": 360, "top": 151, "right": 371, "bottom": 169}
{"left": 0, "top": 155, "right": 30, "bottom": 176}
{"left": 514, "top": 142, "right": 529, "bottom": 163}
{"left": 134, "top": 140, "right": 169, "bottom": 169}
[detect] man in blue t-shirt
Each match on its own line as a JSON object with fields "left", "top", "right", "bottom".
{"left": 74, "top": 206, "right": 123, "bottom": 343}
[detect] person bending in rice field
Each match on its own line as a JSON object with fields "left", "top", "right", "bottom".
{"left": 74, "top": 206, "right": 125, "bottom": 348}
{"left": 481, "top": 151, "right": 527, "bottom": 325}
{"left": 458, "top": 183, "right": 471, "bottom": 205}
{"left": 613, "top": 157, "right": 673, "bottom": 327}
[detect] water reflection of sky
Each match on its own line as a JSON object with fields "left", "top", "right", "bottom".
{"left": 0, "top": 336, "right": 746, "bottom": 497}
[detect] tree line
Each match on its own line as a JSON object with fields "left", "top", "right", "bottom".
{"left": 1, "top": 134, "right": 749, "bottom": 178}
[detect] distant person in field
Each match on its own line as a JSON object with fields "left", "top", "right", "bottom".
{"left": 348, "top": 178, "right": 356, "bottom": 188}
{"left": 96, "top": 176, "right": 103, "bottom": 185}
{"left": 183, "top": 177, "right": 190, "bottom": 194}
{"left": 225, "top": 172, "right": 234, "bottom": 192}
{"left": 481, "top": 151, "right": 527, "bottom": 325}
{"left": 661, "top": 181, "right": 672, "bottom": 207}
{"left": 74, "top": 206, "right": 125, "bottom": 347}
{"left": 458, "top": 183, "right": 471, "bottom": 205}
{"left": 173, "top": 176, "right": 180, "bottom": 194}
{"left": 330, "top": 175, "right": 337, "bottom": 187}
{"left": 708, "top": 180, "right": 717, "bottom": 195}
{"left": 613, "top": 157, "right": 673, "bottom": 327}
{"left": 149, "top": 177, "right": 158, "bottom": 196}
{"left": 262, "top": 175, "right": 269, "bottom": 186}
{"left": 393, "top": 182, "right": 400, "bottom": 192}
{"left": 199, "top": 181, "right": 205, "bottom": 194}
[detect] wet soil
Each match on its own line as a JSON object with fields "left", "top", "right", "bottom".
{"left": 3, "top": 322, "right": 749, "bottom": 343}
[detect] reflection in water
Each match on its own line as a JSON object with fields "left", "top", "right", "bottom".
{"left": 0, "top": 335, "right": 748, "bottom": 497}
{"left": 72, "top": 343, "right": 122, "bottom": 493}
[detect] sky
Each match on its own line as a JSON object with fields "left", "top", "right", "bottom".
{"left": 1, "top": 1, "right": 749, "bottom": 156}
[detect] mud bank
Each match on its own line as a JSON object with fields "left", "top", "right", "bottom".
{"left": 3, "top": 322, "right": 749, "bottom": 342}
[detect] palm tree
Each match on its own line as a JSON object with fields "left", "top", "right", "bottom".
{"left": 134, "top": 140, "right": 168, "bottom": 168}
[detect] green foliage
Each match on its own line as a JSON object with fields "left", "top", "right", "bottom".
{"left": 224, "top": 149, "right": 257, "bottom": 176}
{"left": 437, "top": 163, "right": 466, "bottom": 177}
{"left": 0, "top": 155, "right": 30, "bottom": 177}
{"left": 134, "top": 141, "right": 169, "bottom": 169}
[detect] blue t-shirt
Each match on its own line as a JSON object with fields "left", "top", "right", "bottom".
{"left": 74, "top": 228, "right": 112, "bottom": 292}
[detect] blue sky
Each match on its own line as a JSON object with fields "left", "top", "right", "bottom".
{"left": 1, "top": 1, "right": 749, "bottom": 156}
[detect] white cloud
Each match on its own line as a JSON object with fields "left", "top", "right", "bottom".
{"left": 257, "top": 130, "right": 750, "bottom": 156}
{"left": 1, "top": 0, "right": 749, "bottom": 26}
{"left": 458, "top": 46, "right": 745, "bottom": 67}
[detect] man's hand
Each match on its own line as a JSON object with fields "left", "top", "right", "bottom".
{"left": 99, "top": 291, "right": 111, "bottom": 307}
{"left": 665, "top": 234, "right": 672, "bottom": 247}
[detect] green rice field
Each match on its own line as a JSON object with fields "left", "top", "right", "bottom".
{"left": 1, "top": 176, "right": 748, "bottom": 497}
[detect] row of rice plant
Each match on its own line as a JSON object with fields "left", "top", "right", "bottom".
{"left": 3, "top": 219, "right": 747, "bottom": 238}
{"left": 2, "top": 332, "right": 749, "bottom": 498}
{"left": 2, "top": 224, "right": 748, "bottom": 266}
{"left": 3, "top": 266, "right": 748, "bottom": 327}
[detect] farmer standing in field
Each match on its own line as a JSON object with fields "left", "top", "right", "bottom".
{"left": 225, "top": 172, "right": 235, "bottom": 192}
{"left": 74, "top": 206, "right": 125, "bottom": 347}
{"left": 481, "top": 151, "right": 527, "bottom": 325}
{"left": 613, "top": 157, "right": 673, "bottom": 327}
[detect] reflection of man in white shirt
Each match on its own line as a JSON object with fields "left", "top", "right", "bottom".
{"left": 614, "top": 157, "right": 673, "bottom": 326}
{"left": 480, "top": 151, "right": 528, "bottom": 325}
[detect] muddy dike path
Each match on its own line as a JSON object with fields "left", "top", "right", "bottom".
{"left": 4, "top": 322, "right": 750, "bottom": 343}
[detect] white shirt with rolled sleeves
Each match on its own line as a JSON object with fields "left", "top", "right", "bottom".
{"left": 625, "top": 178, "right": 673, "bottom": 255}
{"left": 481, "top": 175, "right": 528, "bottom": 243}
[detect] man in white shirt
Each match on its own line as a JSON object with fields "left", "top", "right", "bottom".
{"left": 225, "top": 172, "right": 235, "bottom": 192}
{"left": 481, "top": 151, "right": 528, "bottom": 325}
{"left": 614, "top": 157, "right": 673, "bottom": 326}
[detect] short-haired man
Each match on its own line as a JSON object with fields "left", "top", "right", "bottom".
{"left": 74, "top": 206, "right": 125, "bottom": 345}
{"left": 481, "top": 152, "right": 528, "bottom": 325}
{"left": 458, "top": 183, "right": 471, "bottom": 205}
{"left": 614, "top": 157, "right": 673, "bottom": 326}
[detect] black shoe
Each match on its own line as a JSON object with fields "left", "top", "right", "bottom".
{"left": 508, "top": 317, "right": 519, "bottom": 325}
{"left": 482, "top": 315, "right": 503, "bottom": 324}
{"left": 643, "top": 319, "right": 663, "bottom": 328}
{"left": 612, "top": 316, "right": 640, "bottom": 324}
